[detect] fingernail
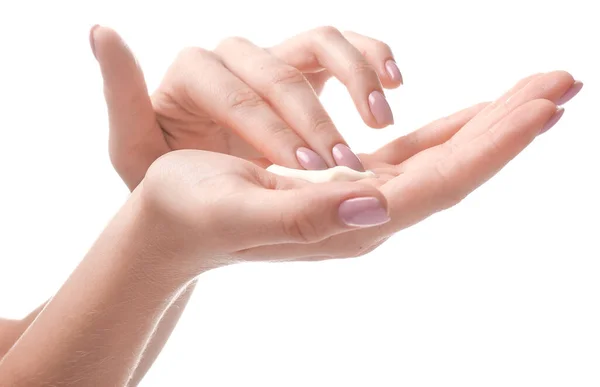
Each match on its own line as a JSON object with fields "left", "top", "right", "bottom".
{"left": 368, "top": 91, "right": 394, "bottom": 126}
{"left": 556, "top": 80, "right": 583, "bottom": 105}
{"left": 339, "top": 197, "right": 390, "bottom": 227}
{"left": 296, "top": 147, "right": 328, "bottom": 170}
{"left": 539, "top": 107, "right": 565, "bottom": 135}
{"left": 332, "top": 144, "right": 365, "bottom": 171}
{"left": 385, "top": 60, "right": 403, "bottom": 84}
{"left": 89, "top": 24, "right": 101, "bottom": 60}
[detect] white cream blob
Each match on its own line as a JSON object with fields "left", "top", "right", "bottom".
{"left": 266, "top": 164, "right": 376, "bottom": 183}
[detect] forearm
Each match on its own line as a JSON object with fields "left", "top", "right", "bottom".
{"left": 128, "top": 280, "right": 197, "bottom": 386}
{"left": 0, "top": 304, "right": 48, "bottom": 359}
{"left": 0, "top": 188, "right": 190, "bottom": 386}
{"left": 0, "top": 259, "right": 197, "bottom": 386}
{"left": 1, "top": 220, "right": 199, "bottom": 385}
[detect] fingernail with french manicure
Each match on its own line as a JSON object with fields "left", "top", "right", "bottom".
{"left": 332, "top": 144, "right": 365, "bottom": 171}
{"left": 539, "top": 107, "right": 565, "bottom": 135}
{"left": 385, "top": 60, "right": 403, "bottom": 84}
{"left": 296, "top": 147, "right": 328, "bottom": 170}
{"left": 556, "top": 80, "right": 583, "bottom": 105}
{"left": 368, "top": 91, "right": 394, "bottom": 126}
{"left": 89, "top": 24, "right": 100, "bottom": 59}
{"left": 339, "top": 197, "right": 390, "bottom": 227}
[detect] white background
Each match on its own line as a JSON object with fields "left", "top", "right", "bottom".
{"left": 0, "top": 0, "right": 598, "bottom": 386}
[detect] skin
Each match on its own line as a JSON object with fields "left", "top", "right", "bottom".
{"left": 0, "top": 26, "right": 406, "bottom": 385}
{"left": 96, "top": 26, "right": 402, "bottom": 186}
{"left": 0, "top": 25, "right": 582, "bottom": 385}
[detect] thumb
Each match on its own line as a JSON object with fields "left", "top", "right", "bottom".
{"left": 233, "top": 181, "right": 390, "bottom": 248}
{"left": 90, "top": 25, "right": 169, "bottom": 190}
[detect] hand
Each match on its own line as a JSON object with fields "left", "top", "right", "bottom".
{"left": 139, "top": 150, "right": 391, "bottom": 273}
{"left": 90, "top": 26, "right": 402, "bottom": 190}
{"left": 138, "top": 71, "right": 580, "bottom": 270}
{"left": 230, "top": 71, "right": 581, "bottom": 261}
{"left": 89, "top": 26, "right": 402, "bottom": 383}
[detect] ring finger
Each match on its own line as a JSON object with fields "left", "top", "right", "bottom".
{"left": 269, "top": 26, "right": 394, "bottom": 128}
{"left": 215, "top": 37, "right": 364, "bottom": 171}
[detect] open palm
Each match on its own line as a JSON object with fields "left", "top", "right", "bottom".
{"left": 236, "top": 71, "right": 575, "bottom": 261}
{"left": 90, "top": 27, "right": 577, "bottom": 261}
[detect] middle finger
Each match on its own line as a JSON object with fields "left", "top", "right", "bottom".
{"left": 215, "top": 37, "right": 365, "bottom": 171}
{"left": 449, "top": 71, "right": 574, "bottom": 145}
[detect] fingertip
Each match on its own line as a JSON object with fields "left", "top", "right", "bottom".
{"left": 383, "top": 59, "right": 403, "bottom": 88}
{"left": 302, "top": 180, "right": 389, "bottom": 228}
{"left": 367, "top": 90, "right": 395, "bottom": 128}
{"left": 338, "top": 196, "right": 390, "bottom": 227}
{"left": 512, "top": 98, "right": 557, "bottom": 119}
{"left": 556, "top": 80, "right": 583, "bottom": 106}
{"left": 547, "top": 70, "right": 575, "bottom": 86}
{"left": 332, "top": 144, "right": 365, "bottom": 171}
{"left": 296, "top": 147, "right": 328, "bottom": 170}
{"left": 89, "top": 24, "right": 101, "bottom": 59}
{"left": 506, "top": 98, "right": 559, "bottom": 136}
{"left": 90, "top": 25, "right": 130, "bottom": 62}
{"left": 530, "top": 98, "right": 559, "bottom": 113}
{"left": 539, "top": 106, "right": 565, "bottom": 135}
{"left": 334, "top": 181, "right": 389, "bottom": 211}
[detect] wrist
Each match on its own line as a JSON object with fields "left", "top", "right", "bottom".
{"left": 116, "top": 185, "right": 195, "bottom": 290}
{"left": 133, "top": 179, "right": 221, "bottom": 281}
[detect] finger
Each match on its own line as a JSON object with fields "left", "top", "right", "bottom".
{"left": 342, "top": 31, "right": 403, "bottom": 88}
{"left": 215, "top": 37, "right": 365, "bottom": 171}
{"left": 303, "top": 71, "right": 333, "bottom": 95}
{"left": 371, "top": 102, "right": 490, "bottom": 165}
{"left": 270, "top": 26, "right": 394, "bottom": 128}
{"left": 450, "top": 71, "right": 574, "bottom": 145}
{"left": 238, "top": 100, "right": 561, "bottom": 260}
{"left": 380, "top": 99, "right": 560, "bottom": 234}
{"left": 222, "top": 179, "right": 390, "bottom": 250}
{"left": 90, "top": 25, "right": 169, "bottom": 190}
{"left": 168, "top": 47, "right": 327, "bottom": 170}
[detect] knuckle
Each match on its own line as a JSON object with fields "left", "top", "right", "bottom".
{"left": 309, "top": 113, "right": 336, "bottom": 135}
{"left": 264, "top": 121, "right": 294, "bottom": 140}
{"left": 348, "top": 58, "right": 376, "bottom": 78}
{"left": 269, "top": 65, "right": 307, "bottom": 87}
{"left": 217, "top": 36, "right": 250, "bottom": 50}
{"left": 314, "top": 25, "right": 343, "bottom": 40}
{"left": 176, "top": 46, "right": 211, "bottom": 61}
{"left": 281, "top": 211, "right": 322, "bottom": 243}
{"left": 374, "top": 40, "right": 393, "bottom": 56}
{"left": 226, "top": 87, "right": 266, "bottom": 111}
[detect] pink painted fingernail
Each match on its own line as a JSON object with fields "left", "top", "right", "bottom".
{"left": 556, "top": 80, "right": 583, "bottom": 105}
{"left": 339, "top": 197, "right": 390, "bottom": 227}
{"left": 332, "top": 144, "right": 365, "bottom": 171}
{"left": 539, "top": 107, "right": 565, "bottom": 135}
{"left": 385, "top": 60, "right": 403, "bottom": 84}
{"left": 368, "top": 91, "right": 394, "bottom": 126}
{"left": 296, "top": 147, "right": 327, "bottom": 170}
{"left": 89, "top": 24, "right": 100, "bottom": 60}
